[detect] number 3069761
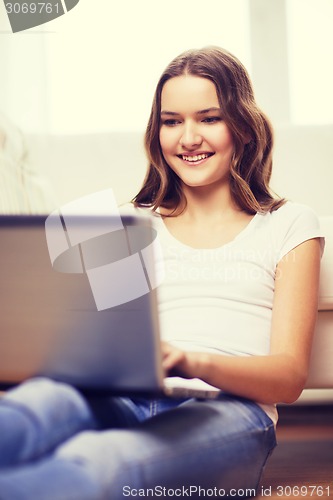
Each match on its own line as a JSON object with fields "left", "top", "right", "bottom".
{"left": 276, "top": 485, "right": 330, "bottom": 497}
{"left": 5, "top": 3, "right": 60, "bottom": 14}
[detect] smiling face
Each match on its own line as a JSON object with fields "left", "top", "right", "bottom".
{"left": 159, "top": 75, "right": 235, "bottom": 192}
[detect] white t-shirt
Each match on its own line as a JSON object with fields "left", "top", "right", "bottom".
{"left": 127, "top": 201, "right": 325, "bottom": 423}
{"left": 154, "top": 202, "right": 325, "bottom": 358}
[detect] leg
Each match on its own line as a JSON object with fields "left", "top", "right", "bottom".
{"left": 0, "top": 379, "right": 153, "bottom": 468}
{"left": 0, "top": 377, "right": 96, "bottom": 467}
{"left": 0, "top": 394, "right": 276, "bottom": 499}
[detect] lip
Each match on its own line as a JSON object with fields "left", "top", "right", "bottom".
{"left": 178, "top": 150, "right": 214, "bottom": 156}
{"left": 177, "top": 151, "right": 215, "bottom": 166}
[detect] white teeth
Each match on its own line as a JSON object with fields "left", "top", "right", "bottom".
{"left": 182, "top": 153, "right": 210, "bottom": 162}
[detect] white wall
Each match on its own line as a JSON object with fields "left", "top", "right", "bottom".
{"left": 0, "top": 0, "right": 251, "bottom": 134}
{"left": 2, "top": 0, "right": 333, "bottom": 215}
{"left": 272, "top": 125, "right": 333, "bottom": 216}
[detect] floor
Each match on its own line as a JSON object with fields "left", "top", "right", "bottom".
{"left": 259, "top": 404, "right": 333, "bottom": 499}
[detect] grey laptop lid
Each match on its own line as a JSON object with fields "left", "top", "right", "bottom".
{"left": 0, "top": 214, "right": 165, "bottom": 393}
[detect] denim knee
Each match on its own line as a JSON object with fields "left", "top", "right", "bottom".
{"left": 0, "top": 377, "right": 96, "bottom": 466}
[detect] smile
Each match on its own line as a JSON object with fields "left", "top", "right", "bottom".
{"left": 178, "top": 153, "right": 214, "bottom": 162}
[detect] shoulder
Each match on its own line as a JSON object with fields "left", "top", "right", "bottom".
{"left": 118, "top": 202, "right": 141, "bottom": 215}
{"left": 118, "top": 202, "right": 158, "bottom": 217}
{"left": 266, "top": 201, "right": 324, "bottom": 261}
{"left": 270, "top": 200, "right": 320, "bottom": 224}
{"left": 118, "top": 202, "right": 163, "bottom": 228}
{"left": 256, "top": 201, "right": 322, "bottom": 240}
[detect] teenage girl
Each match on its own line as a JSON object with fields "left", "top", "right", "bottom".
{"left": 0, "top": 46, "right": 324, "bottom": 499}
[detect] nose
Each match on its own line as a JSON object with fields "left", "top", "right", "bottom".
{"left": 179, "top": 121, "right": 203, "bottom": 149}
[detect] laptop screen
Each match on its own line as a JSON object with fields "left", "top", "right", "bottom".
{"left": 0, "top": 215, "right": 164, "bottom": 392}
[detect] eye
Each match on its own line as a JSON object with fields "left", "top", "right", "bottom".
{"left": 161, "top": 119, "right": 181, "bottom": 127}
{"left": 202, "top": 116, "right": 222, "bottom": 124}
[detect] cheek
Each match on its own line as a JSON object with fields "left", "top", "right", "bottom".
{"left": 211, "top": 131, "right": 234, "bottom": 154}
{"left": 159, "top": 129, "right": 173, "bottom": 157}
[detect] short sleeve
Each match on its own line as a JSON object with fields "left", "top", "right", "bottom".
{"left": 273, "top": 202, "right": 325, "bottom": 262}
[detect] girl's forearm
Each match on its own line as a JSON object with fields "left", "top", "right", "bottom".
{"left": 186, "top": 351, "right": 307, "bottom": 405}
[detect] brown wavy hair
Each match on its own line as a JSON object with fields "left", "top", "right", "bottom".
{"left": 132, "top": 46, "right": 285, "bottom": 214}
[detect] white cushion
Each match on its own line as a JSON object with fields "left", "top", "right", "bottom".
{"left": 306, "top": 216, "right": 333, "bottom": 388}
{"left": 306, "top": 311, "right": 333, "bottom": 388}
{"left": 318, "top": 216, "right": 333, "bottom": 310}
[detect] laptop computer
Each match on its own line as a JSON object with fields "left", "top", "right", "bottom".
{"left": 0, "top": 214, "right": 220, "bottom": 399}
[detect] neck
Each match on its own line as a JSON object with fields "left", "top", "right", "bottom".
{"left": 180, "top": 182, "right": 240, "bottom": 221}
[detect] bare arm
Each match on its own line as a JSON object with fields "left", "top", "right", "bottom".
{"left": 163, "top": 238, "right": 322, "bottom": 404}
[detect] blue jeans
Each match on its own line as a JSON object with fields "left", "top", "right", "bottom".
{"left": 0, "top": 378, "right": 276, "bottom": 499}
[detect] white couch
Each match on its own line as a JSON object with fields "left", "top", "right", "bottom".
{"left": 307, "top": 216, "right": 333, "bottom": 390}
{"left": 26, "top": 125, "right": 333, "bottom": 401}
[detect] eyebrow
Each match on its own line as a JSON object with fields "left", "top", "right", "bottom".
{"left": 160, "top": 107, "right": 221, "bottom": 116}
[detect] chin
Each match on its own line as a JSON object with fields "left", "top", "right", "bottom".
{"left": 181, "top": 177, "right": 223, "bottom": 189}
